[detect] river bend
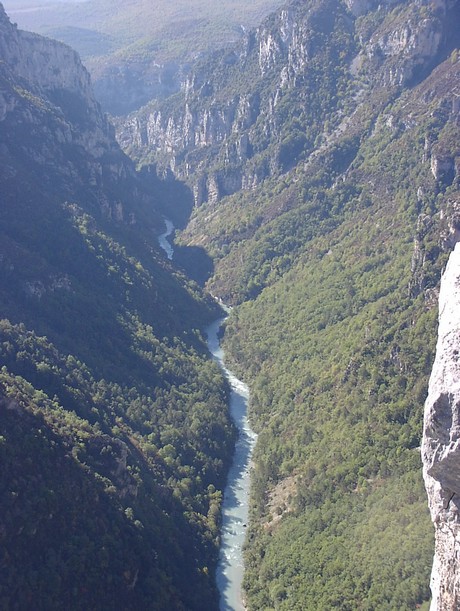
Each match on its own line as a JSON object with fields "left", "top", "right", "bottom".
{"left": 157, "top": 218, "right": 256, "bottom": 610}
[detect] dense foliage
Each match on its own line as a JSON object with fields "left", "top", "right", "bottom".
{"left": 0, "top": 19, "right": 235, "bottom": 608}
{"left": 232, "top": 78, "right": 455, "bottom": 611}
{"left": 3, "top": 0, "right": 459, "bottom": 607}
{"left": 0, "top": 181, "right": 237, "bottom": 607}
{"left": 159, "top": 0, "right": 460, "bottom": 608}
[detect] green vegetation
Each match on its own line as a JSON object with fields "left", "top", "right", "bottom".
{"left": 0, "top": 33, "right": 235, "bottom": 607}
{"left": 223, "top": 201, "right": 438, "bottom": 608}
{"left": 3, "top": 0, "right": 459, "bottom": 606}
{"left": 210, "top": 93, "right": 456, "bottom": 606}
{"left": 158, "top": 0, "right": 460, "bottom": 607}
{"left": 0, "top": 183, "right": 235, "bottom": 606}
{"left": 140, "top": 0, "right": 357, "bottom": 195}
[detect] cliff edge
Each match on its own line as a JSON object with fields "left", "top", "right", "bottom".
{"left": 423, "top": 242, "right": 460, "bottom": 610}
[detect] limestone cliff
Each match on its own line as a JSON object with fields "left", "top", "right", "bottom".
{"left": 0, "top": 2, "right": 112, "bottom": 156}
{"left": 117, "top": 0, "right": 356, "bottom": 205}
{"left": 117, "top": 0, "right": 458, "bottom": 206}
{"left": 423, "top": 243, "right": 460, "bottom": 610}
{"left": 0, "top": 2, "right": 153, "bottom": 222}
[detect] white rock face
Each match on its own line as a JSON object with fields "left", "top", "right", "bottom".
{"left": 0, "top": 3, "right": 154, "bottom": 222}
{"left": 431, "top": 155, "right": 456, "bottom": 184}
{"left": 0, "top": 4, "right": 93, "bottom": 107}
{"left": 0, "top": 3, "right": 119, "bottom": 162}
{"left": 422, "top": 242, "right": 460, "bottom": 610}
{"left": 368, "top": 15, "right": 443, "bottom": 86}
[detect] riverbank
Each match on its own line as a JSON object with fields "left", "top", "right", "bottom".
{"left": 157, "top": 217, "right": 256, "bottom": 610}
{"left": 206, "top": 318, "right": 256, "bottom": 611}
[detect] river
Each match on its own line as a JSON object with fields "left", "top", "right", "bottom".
{"left": 206, "top": 317, "right": 256, "bottom": 611}
{"left": 157, "top": 217, "right": 256, "bottom": 610}
{"left": 158, "top": 218, "right": 174, "bottom": 260}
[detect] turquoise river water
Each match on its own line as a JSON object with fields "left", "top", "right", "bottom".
{"left": 158, "top": 218, "right": 256, "bottom": 610}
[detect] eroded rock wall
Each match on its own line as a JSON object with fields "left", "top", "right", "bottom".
{"left": 422, "top": 242, "right": 460, "bottom": 610}
{"left": 118, "top": 0, "right": 457, "bottom": 207}
{"left": 0, "top": 2, "right": 153, "bottom": 221}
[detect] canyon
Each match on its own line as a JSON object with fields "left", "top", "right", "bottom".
{"left": 1, "top": 0, "right": 460, "bottom": 607}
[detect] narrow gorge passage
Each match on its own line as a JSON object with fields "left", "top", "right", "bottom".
{"left": 158, "top": 218, "right": 174, "bottom": 260}
{"left": 157, "top": 218, "right": 256, "bottom": 610}
{"left": 206, "top": 317, "right": 256, "bottom": 611}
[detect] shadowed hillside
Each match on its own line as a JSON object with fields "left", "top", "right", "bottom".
{"left": 0, "top": 5, "right": 235, "bottom": 608}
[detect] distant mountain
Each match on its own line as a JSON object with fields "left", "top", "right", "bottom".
{"left": 3, "top": 0, "right": 284, "bottom": 114}
{"left": 0, "top": 4, "right": 235, "bottom": 609}
{"left": 119, "top": 0, "right": 460, "bottom": 607}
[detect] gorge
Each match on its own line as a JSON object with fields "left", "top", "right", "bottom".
{"left": 157, "top": 219, "right": 256, "bottom": 611}
{"left": 0, "top": 5, "right": 234, "bottom": 608}
{"left": 121, "top": 1, "right": 460, "bottom": 605}
{"left": 2, "top": 0, "right": 460, "bottom": 608}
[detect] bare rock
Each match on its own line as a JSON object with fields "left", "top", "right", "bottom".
{"left": 431, "top": 154, "right": 456, "bottom": 185}
{"left": 422, "top": 242, "right": 460, "bottom": 610}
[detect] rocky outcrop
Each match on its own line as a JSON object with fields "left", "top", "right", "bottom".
{"left": 0, "top": 3, "right": 112, "bottom": 155}
{"left": 366, "top": 17, "right": 443, "bottom": 86}
{"left": 357, "top": 0, "right": 460, "bottom": 87}
{"left": 431, "top": 154, "right": 457, "bottom": 185}
{"left": 117, "top": 0, "right": 355, "bottom": 205}
{"left": 0, "top": 5, "right": 93, "bottom": 99}
{"left": 117, "top": 0, "right": 457, "bottom": 207}
{"left": 0, "top": 2, "right": 154, "bottom": 221}
{"left": 422, "top": 242, "right": 460, "bottom": 610}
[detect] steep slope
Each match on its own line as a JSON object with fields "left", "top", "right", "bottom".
{"left": 221, "top": 57, "right": 460, "bottom": 607}
{"left": 119, "top": 0, "right": 457, "bottom": 211}
{"left": 4, "top": 0, "right": 284, "bottom": 114}
{"left": 0, "top": 5, "right": 234, "bottom": 609}
{"left": 118, "top": 0, "right": 460, "bottom": 607}
{"left": 423, "top": 243, "right": 460, "bottom": 611}
{"left": 118, "top": 0, "right": 356, "bottom": 206}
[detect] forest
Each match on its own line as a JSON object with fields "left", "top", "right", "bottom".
{"left": 2, "top": 0, "right": 460, "bottom": 608}
{"left": 0, "top": 6, "right": 236, "bottom": 606}
{"left": 129, "top": 0, "right": 458, "bottom": 607}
